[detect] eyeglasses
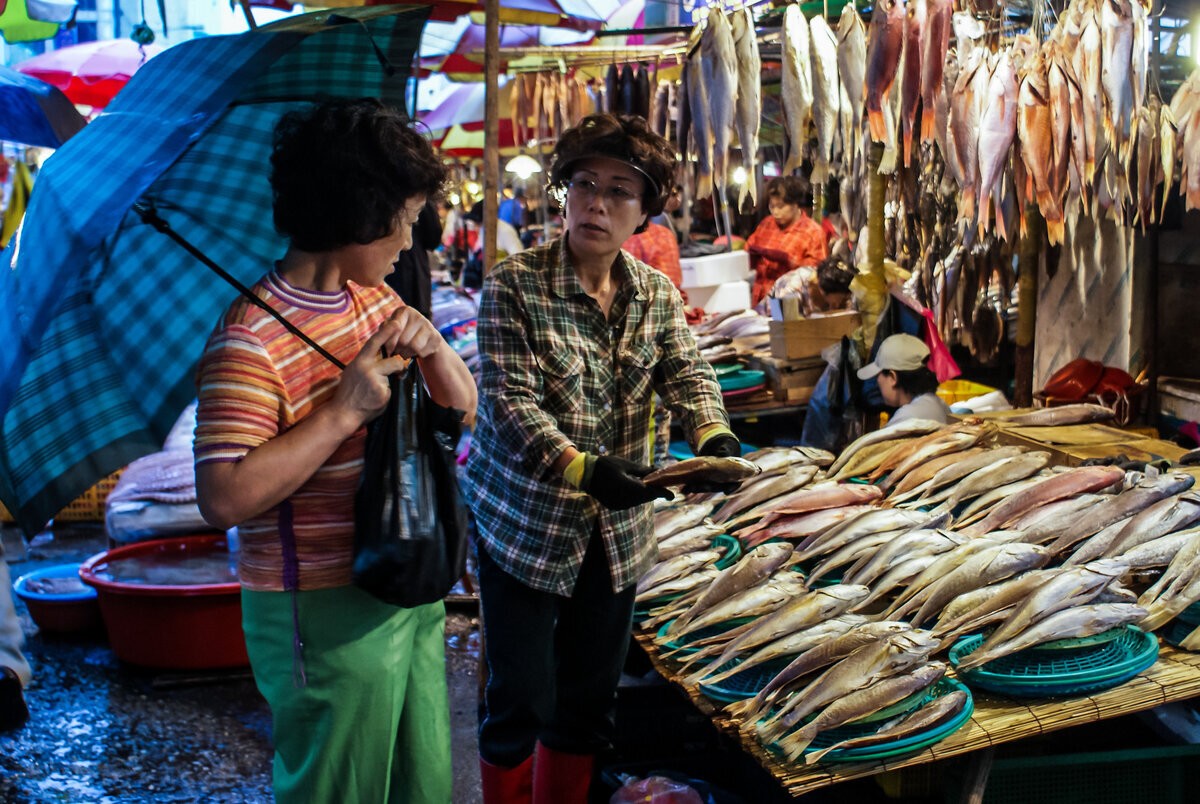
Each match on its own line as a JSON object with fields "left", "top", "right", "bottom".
{"left": 566, "top": 178, "right": 642, "bottom": 206}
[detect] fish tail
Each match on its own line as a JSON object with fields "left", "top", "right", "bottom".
{"left": 994, "top": 200, "right": 1009, "bottom": 242}
{"left": 868, "top": 107, "right": 887, "bottom": 143}
{"left": 959, "top": 188, "right": 976, "bottom": 224}
{"left": 920, "top": 108, "right": 937, "bottom": 144}
{"left": 1045, "top": 216, "right": 1066, "bottom": 246}
{"left": 782, "top": 726, "right": 816, "bottom": 761}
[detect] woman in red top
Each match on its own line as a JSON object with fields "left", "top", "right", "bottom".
{"left": 746, "top": 176, "right": 827, "bottom": 305}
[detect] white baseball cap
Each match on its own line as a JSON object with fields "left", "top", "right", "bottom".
{"left": 857, "top": 334, "right": 931, "bottom": 380}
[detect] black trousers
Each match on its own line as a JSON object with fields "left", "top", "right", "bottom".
{"left": 475, "top": 534, "right": 637, "bottom": 767}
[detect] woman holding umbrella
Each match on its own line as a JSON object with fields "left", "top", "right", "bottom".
{"left": 467, "top": 113, "right": 739, "bottom": 803}
{"left": 193, "top": 98, "right": 477, "bottom": 804}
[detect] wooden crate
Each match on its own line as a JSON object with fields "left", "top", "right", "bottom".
{"left": 746, "top": 354, "right": 825, "bottom": 403}
{"left": 768, "top": 311, "right": 860, "bottom": 360}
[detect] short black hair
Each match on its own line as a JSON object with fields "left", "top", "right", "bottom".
{"left": 548, "top": 113, "right": 676, "bottom": 224}
{"left": 765, "top": 175, "right": 810, "bottom": 208}
{"left": 270, "top": 98, "right": 447, "bottom": 252}
{"left": 889, "top": 365, "right": 940, "bottom": 397}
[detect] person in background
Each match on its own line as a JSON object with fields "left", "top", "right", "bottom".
{"left": 746, "top": 176, "right": 827, "bottom": 306}
{"left": 857, "top": 333, "right": 950, "bottom": 425}
{"left": 441, "top": 200, "right": 476, "bottom": 283}
{"left": 468, "top": 113, "right": 739, "bottom": 804}
{"left": 461, "top": 201, "right": 525, "bottom": 290}
{"left": 812, "top": 254, "right": 856, "bottom": 312}
{"left": 193, "top": 98, "right": 477, "bottom": 804}
{"left": 386, "top": 199, "right": 442, "bottom": 319}
{"left": 0, "top": 549, "right": 31, "bottom": 732}
{"left": 622, "top": 216, "right": 682, "bottom": 291}
{"left": 650, "top": 183, "right": 684, "bottom": 244}
{"left": 498, "top": 186, "right": 527, "bottom": 237}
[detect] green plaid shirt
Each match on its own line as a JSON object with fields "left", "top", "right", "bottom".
{"left": 466, "top": 237, "right": 730, "bottom": 595}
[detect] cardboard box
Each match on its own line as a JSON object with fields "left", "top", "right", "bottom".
{"left": 768, "top": 312, "right": 860, "bottom": 360}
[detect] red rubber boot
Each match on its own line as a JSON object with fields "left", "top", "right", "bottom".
{"left": 480, "top": 754, "right": 533, "bottom": 804}
{"left": 532, "top": 742, "right": 594, "bottom": 804}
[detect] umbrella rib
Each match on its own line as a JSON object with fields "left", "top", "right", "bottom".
{"left": 132, "top": 201, "right": 347, "bottom": 371}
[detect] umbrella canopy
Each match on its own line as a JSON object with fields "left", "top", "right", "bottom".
{"left": 418, "top": 17, "right": 593, "bottom": 78}
{"left": 0, "top": 65, "right": 86, "bottom": 148}
{"left": 14, "top": 39, "right": 165, "bottom": 109}
{"left": 432, "top": 119, "right": 520, "bottom": 158}
{"left": 0, "top": 5, "right": 431, "bottom": 535}
{"left": 419, "top": 74, "right": 512, "bottom": 130}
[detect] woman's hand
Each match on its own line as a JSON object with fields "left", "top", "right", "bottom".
{"left": 328, "top": 324, "right": 411, "bottom": 429}
{"left": 381, "top": 306, "right": 446, "bottom": 360}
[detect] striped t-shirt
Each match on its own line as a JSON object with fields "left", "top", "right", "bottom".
{"left": 194, "top": 270, "right": 400, "bottom": 591}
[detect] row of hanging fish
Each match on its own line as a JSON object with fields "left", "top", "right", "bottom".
{"left": 669, "top": 6, "right": 762, "bottom": 215}
{"left": 509, "top": 71, "right": 595, "bottom": 146}
{"left": 636, "top": 420, "right": 1200, "bottom": 762}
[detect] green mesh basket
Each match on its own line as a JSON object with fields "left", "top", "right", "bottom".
{"left": 656, "top": 616, "right": 756, "bottom": 658}
{"left": 764, "top": 678, "right": 973, "bottom": 764}
{"left": 948, "top": 625, "right": 1159, "bottom": 697}
{"left": 698, "top": 655, "right": 795, "bottom": 703}
{"left": 711, "top": 534, "right": 742, "bottom": 570}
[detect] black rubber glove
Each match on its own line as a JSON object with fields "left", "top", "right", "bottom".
{"left": 582, "top": 455, "right": 674, "bottom": 510}
{"left": 682, "top": 434, "right": 744, "bottom": 496}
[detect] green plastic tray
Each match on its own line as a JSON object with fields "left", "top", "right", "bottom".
{"left": 949, "top": 625, "right": 1159, "bottom": 697}
{"left": 656, "top": 616, "right": 757, "bottom": 657}
{"left": 765, "top": 678, "right": 974, "bottom": 764}
{"left": 712, "top": 534, "right": 742, "bottom": 570}
{"left": 718, "top": 369, "right": 766, "bottom": 392}
{"left": 711, "top": 363, "right": 743, "bottom": 377}
{"left": 698, "top": 655, "right": 795, "bottom": 703}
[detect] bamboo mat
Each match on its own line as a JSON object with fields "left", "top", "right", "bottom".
{"left": 632, "top": 632, "right": 1200, "bottom": 797}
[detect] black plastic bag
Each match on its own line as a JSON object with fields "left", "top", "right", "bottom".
{"left": 353, "top": 364, "right": 468, "bottom": 608}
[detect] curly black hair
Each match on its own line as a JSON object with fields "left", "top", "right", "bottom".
{"left": 548, "top": 113, "right": 676, "bottom": 225}
{"left": 816, "top": 255, "right": 856, "bottom": 295}
{"left": 270, "top": 98, "right": 447, "bottom": 253}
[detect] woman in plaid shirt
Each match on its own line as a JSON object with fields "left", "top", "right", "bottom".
{"left": 468, "top": 114, "right": 739, "bottom": 803}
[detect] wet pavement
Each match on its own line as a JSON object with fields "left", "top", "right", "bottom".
{"left": 0, "top": 524, "right": 484, "bottom": 804}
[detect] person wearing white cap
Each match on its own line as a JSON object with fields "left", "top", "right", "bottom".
{"left": 857, "top": 333, "right": 950, "bottom": 426}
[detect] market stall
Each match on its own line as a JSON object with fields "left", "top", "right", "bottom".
{"left": 633, "top": 408, "right": 1200, "bottom": 798}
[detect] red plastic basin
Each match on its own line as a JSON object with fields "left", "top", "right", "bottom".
{"left": 13, "top": 563, "right": 102, "bottom": 634}
{"left": 80, "top": 535, "right": 248, "bottom": 669}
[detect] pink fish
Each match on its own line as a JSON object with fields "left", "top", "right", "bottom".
{"left": 865, "top": 0, "right": 906, "bottom": 144}
{"left": 899, "top": 0, "right": 925, "bottom": 165}
{"left": 920, "top": 0, "right": 953, "bottom": 144}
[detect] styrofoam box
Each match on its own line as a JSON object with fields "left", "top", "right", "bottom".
{"left": 688, "top": 281, "right": 751, "bottom": 314}
{"left": 680, "top": 250, "right": 752, "bottom": 289}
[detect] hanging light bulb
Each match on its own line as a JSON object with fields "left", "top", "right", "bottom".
{"left": 504, "top": 154, "right": 542, "bottom": 180}
{"left": 732, "top": 166, "right": 748, "bottom": 186}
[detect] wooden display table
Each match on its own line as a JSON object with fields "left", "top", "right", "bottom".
{"left": 632, "top": 631, "right": 1200, "bottom": 798}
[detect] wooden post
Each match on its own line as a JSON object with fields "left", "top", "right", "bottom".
{"left": 483, "top": 0, "right": 500, "bottom": 273}
{"left": 1014, "top": 205, "right": 1043, "bottom": 408}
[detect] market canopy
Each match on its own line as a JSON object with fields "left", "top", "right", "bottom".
{"left": 14, "top": 39, "right": 165, "bottom": 110}
{"left": 0, "top": 64, "right": 86, "bottom": 148}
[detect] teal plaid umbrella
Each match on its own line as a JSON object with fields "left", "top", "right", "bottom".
{"left": 0, "top": 5, "right": 431, "bottom": 535}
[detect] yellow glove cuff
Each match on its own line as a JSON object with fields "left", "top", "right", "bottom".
{"left": 696, "top": 426, "right": 736, "bottom": 455}
{"left": 563, "top": 452, "right": 589, "bottom": 489}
